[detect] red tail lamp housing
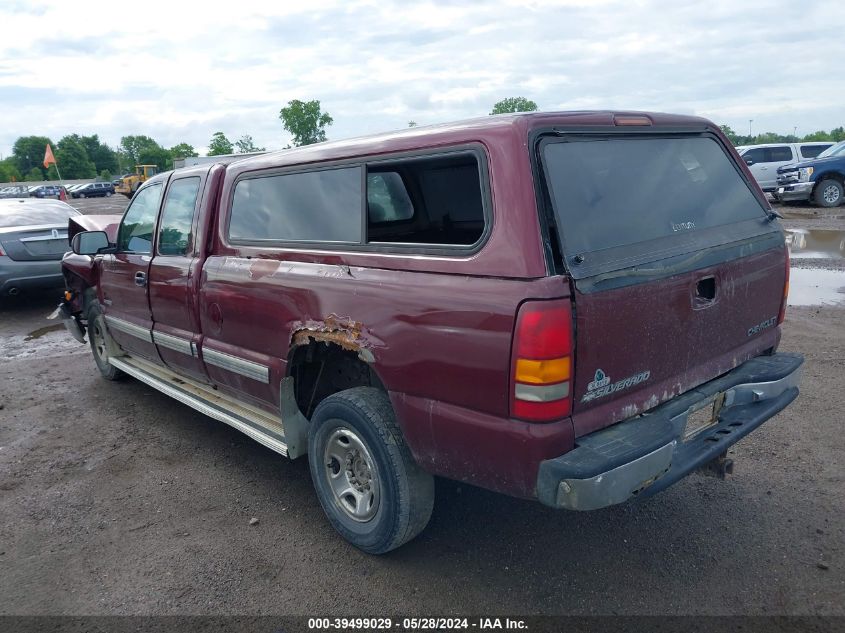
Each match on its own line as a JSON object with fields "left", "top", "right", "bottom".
{"left": 510, "top": 300, "right": 574, "bottom": 422}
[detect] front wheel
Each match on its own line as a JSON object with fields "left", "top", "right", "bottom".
{"left": 814, "top": 179, "right": 844, "bottom": 207}
{"left": 308, "top": 387, "right": 434, "bottom": 554}
{"left": 87, "top": 303, "right": 125, "bottom": 381}
{"left": 106, "top": 191, "right": 113, "bottom": 197}
{"left": 79, "top": 193, "right": 86, "bottom": 199}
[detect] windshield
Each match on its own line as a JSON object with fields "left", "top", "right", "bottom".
{"left": 541, "top": 134, "right": 771, "bottom": 278}
{"left": 816, "top": 141, "right": 845, "bottom": 158}
{"left": 0, "top": 202, "right": 80, "bottom": 228}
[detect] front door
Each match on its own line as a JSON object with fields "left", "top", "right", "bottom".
{"left": 99, "top": 181, "right": 165, "bottom": 361}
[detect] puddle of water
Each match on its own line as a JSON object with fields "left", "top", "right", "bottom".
{"left": 785, "top": 229, "right": 845, "bottom": 259}
{"left": 788, "top": 268, "right": 845, "bottom": 306}
{"left": 1, "top": 329, "right": 88, "bottom": 360}
{"left": 24, "top": 323, "right": 64, "bottom": 341}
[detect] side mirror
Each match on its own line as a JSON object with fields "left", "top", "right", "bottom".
{"left": 745, "top": 159, "right": 754, "bottom": 166}
{"left": 71, "top": 231, "right": 111, "bottom": 255}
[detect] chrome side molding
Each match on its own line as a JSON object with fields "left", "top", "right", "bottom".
{"left": 202, "top": 347, "right": 270, "bottom": 384}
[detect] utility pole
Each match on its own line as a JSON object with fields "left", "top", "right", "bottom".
{"left": 749, "top": 119, "right": 754, "bottom": 137}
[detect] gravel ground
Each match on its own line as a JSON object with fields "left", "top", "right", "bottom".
{"left": 0, "top": 196, "right": 841, "bottom": 617}
{"left": 0, "top": 303, "right": 842, "bottom": 616}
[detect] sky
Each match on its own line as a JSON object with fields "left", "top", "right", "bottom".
{"left": 1, "top": 0, "right": 843, "bottom": 158}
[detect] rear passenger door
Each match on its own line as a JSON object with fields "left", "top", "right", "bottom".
{"left": 99, "top": 181, "right": 164, "bottom": 361}
{"left": 744, "top": 147, "right": 794, "bottom": 191}
{"left": 148, "top": 175, "right": 209, "bottom": 382}
{"left": 800, "top": 144, "right": 831, "bottom": 160}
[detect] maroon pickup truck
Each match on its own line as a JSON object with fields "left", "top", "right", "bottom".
{"left": 58, "top": 111, "right": 803, "bottom": 553}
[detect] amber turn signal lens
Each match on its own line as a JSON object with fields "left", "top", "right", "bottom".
{"left": 64, "top": 291, "right": 72, "bottom": 301}
{"left": 515, "top": 356, "right": 570, "bottom": 385}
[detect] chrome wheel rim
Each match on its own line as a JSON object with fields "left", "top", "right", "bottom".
{"left": 823, "top": 185, "right": 840, "bottom": 204}
{"left": 91, "top": 317, "right": 107, "bottom": 362}
{"left": 323, "top": 426, "right": 380, "bottom": 522}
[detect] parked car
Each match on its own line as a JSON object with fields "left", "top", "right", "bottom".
{"left": 0, "top": 198, "right": 81, "bottom": 296}
{"left": 29, "top": 185, "right": 62, "bottom": 199}
{"left": 58, "top": 111, "right": 803, "bottom": 553}
{"left": 0, "top": 185, "right": 32, "bottom": 199}
{"left": 71, "top": 182, "right": 115, "bottom": 198}
{"left": 736, "top": 142, "right": 833, "bottom": 191}
{"left": 773, "top": 140, "right": 845, "bottom": 207}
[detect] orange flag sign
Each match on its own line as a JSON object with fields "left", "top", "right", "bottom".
{"left": 43, "top": 144, "right": 56, "bottom": 169}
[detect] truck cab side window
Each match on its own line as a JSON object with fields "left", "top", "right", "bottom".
{"left": 158, "top": 177, "right": 200, "bottom": 256}
{"left": 117, "top": 183, "right": 162, "bottom": 253}
{"left": 366, "top": 153, "right": 485, "bottom": 246}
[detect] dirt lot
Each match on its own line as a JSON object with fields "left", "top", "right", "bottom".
{"left": 0, "top": 197, "right": 843, "bottom": 616}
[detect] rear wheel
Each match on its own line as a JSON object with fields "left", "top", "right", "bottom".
{"left": 79, "top": 193, "right": 86, "bottom": 199}
{"left": 106, "top": 191, "right": 113, "bottom": 197}
{"left": 814, "top": 179, "right": 844, "bottom": 207}
{"left": 87, "top": 303, "right": 125, "bottom": 381}
{"left": 308, "top": 387, "right": 434, "bottom": 554}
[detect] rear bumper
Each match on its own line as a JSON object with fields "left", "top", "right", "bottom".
{"left": 0, "top": 257, "right": 63, "bottom": 294}
{"left": 536, "top": 352, "right": 803, "bottom": 510}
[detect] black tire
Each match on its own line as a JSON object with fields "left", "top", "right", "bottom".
{"left": 308, "top": 387, "right": 434, "bottom": 554}
{"left": 814, "top": 179, "right": 844, "bottom": 208}
{"left": 86, "top": 303, "right": 125, "bottom": 381}
{"left": 79, "top": 193, "right": 86, "bottom": 199}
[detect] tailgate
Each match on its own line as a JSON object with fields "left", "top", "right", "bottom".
{"left": 538, "top": 130, "right": 786, "bottom": 436}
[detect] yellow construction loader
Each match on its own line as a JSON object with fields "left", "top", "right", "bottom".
{"left": 115, "top": 165, "right": 158, "bottom": 198}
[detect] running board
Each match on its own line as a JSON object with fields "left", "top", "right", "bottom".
{"left": 109, "top": 356, "right": 289, "bottom": 458}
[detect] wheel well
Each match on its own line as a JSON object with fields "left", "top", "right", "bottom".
{"left": 289, "top": 341, "right": 386, "bottom": 418}
{"left": 814, "top": 171, "right": 845, "bottom": 187}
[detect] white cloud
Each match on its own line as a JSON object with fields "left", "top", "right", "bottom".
{"left": 0, "top": 0, "right": 842, "bottom": 157}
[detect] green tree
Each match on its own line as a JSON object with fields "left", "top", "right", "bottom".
{"left": 208, "top": 132, "right": 234, "bottom": 156}
{"left": 25, "top": 167, "right": 44, "bottom": 181}
{"left": 719, "top": 125, "right": 740, "bottom": 145}
{"left": 0, "top": 158, "right": 22, "bottom": 182}
{"left": 46, "top": 164, "right": 60, "bottom": 180}
{"left": 170, "top": 142, "right": 198, "bottom": 158}
{"left": 56, "top": 136, "right": 97, "bottom": 179}
{"left": 64, "top": 134, "right": 118, "bottom": 174}
{"left": 100, "top": 169, "right": 112, "bottom": 182}
{"left": 802, "top": 130, "right": 832, "bottom": 142}
{"left": 120, "top": 135, "right": 161, "bottom": 165}
{"left": 12, "top": 135, "right": 54, "bottom": 179}
{"left": 234, "top": 134, "right": 265, "bottom": 153}
{"left": 139, "top": 146, "right": 173, "bottom": 171}
{"left": 120, "top": 135, "right": 172, "bottom": 171}
{"left": 490, "top": 97, "right": 538, "bottom": 115}
{"left": 279, "top": 99, "right": 333, "bottom": 146}
{"left": 408, "top": 121, "right": 418, "bottom": 128}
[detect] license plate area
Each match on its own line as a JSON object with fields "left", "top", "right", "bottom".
{"left": 683, "top": 393, "right": 725, "bottom": 441}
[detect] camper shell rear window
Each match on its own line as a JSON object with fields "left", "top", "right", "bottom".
{"left": 538, "top": 133, "right": 774, "bottom": 279}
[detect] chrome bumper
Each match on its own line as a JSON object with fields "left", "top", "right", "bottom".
{"left": 537, "top": 353, "right": 803, "bottom": 511}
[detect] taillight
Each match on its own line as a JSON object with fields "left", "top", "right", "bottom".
{"left": 510, "top": 300, "right": 573, "bottom": 422}
{"left": 778, "top": 247, "right": 790, "bottom": 325}
{"left": 0, "top": 244, "right": 5, "bottom": 256}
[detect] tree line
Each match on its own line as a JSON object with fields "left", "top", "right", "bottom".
{"left": 0, "top": 99, "right": 336, "bottom": 183}
{"left": 718, "top": 125, "right": 845, "bottom": 147}
{"left": 3, "top": 96, "right": 841, "bottom": 183}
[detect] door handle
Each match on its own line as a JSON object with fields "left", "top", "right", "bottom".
{"left": 135, "top": 271, "right": 147, "bottom": 287}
